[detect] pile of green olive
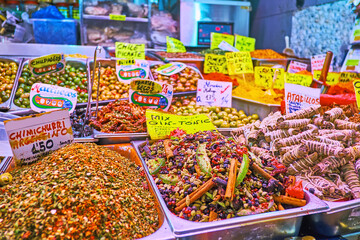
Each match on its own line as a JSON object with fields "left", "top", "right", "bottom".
{"left": 0, "top": 61, "right": 18, "bottom": 104}
{"left": 170, "top": 96, "right": 259, "bottom": 128}
{"left": 14, "top": 64, "right": 88, "bottom": 108}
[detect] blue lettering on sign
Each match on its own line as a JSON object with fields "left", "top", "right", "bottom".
{"left": 288, "top": 101, "right": 301, "bottom": 113}
{"left": 204, "top": 80, "right": 222, "bottom": 88}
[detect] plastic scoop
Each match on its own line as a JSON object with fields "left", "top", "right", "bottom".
{"left": 283, "top": 36, "right": 295, "bottom": 56}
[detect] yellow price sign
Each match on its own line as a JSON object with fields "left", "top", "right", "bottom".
{"left": 109, "top": 14, "right": 126, "bottom": 21}
{"left": 254, "top": 67, "right": 285, "bottom": 89}
{"left": 210, "top": 32, "right": 234, "bottom": 49}
{"left": 354, "top": 80, "right": 360, "bottom": 110}
{"left": 235, "top": 35, "right": 256, "bottom": 51}
{"left": 313, "top": 71, "right": 340, "bottom": 85}
{"left": 226, "top": 52, "right": 253, "bottom": 75}
{"left": 166, "top": 36, "right": 186, "bottom": 53}
{"left": 339, "top": 72, "right": 360, "bottom": 83}
{"left": 146, "top": 109, "right": 217, "bottom": 140}
{"left": 115, "top": 42, "right": 145, "bottom": 59}
{"left": 204, "top": 54, "right": 228, "bottom": 74}
{"left": 285, "top": 73, "right": 313, "bottom": 87}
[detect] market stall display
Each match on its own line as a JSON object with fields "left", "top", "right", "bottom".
{"left": 0, "top": 58, "right": 21, "bottom": 110}
{"left": 250, "top": 49, "right": 286, "bottom": 59}
{"left": 12, "top": 59, "right": 88, "bottom": 109}
{"left": 155, "top": 52, "right": 203, "bottom": 59}
{"left": 71, "top": 107, "right": 93, "bottom": 138}
{"left": 0, "top": 143, "right": 159, "bottom": 239}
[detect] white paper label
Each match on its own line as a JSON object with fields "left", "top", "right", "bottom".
{"left": 311, "top": 54, "right": 334, "bottom": 73}
{"left": 218, "top": 40, "right": 239, "bottom": 52}
{"left": 116, "top": 59, "right": 150, "bottom": 84}
{"left": 4, "top": 109, "right": 74, "bottom": 164}
{"left": 196, "top": 79, "right": 232, "bottom": 108}
{"left": 30, "top": 83, "right": 78, "bottom": 114}
{"left": 155, "top": 62, "right": 186, "bottom": 76}
{"left": 287, "top": 61, "right": 308, "bottom": 73}
{"left": 285, "top": 83, "right": 321, "bottom": 114}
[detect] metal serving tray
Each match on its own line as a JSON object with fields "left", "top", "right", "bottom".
{"left": 10, "top": 57, "right": 89, "bottom": 111}
{"left": 305, "top": 199, "right": 360, "bottom": 236}
{"left": 94, "top": 129, "right": 149, "bottom": 144}
{"left": 232, "top": 96, "right": 281, "bottom": 121}
{"left": 103, "top": 144, "right": 175, "bottom": 240}
{"left": 132, "top": 140, "right": 328, "bottom": 240}
{"left": 0, "top": 57, "right": 23, "bottom": 111}
{"left": 0, "top": 156, "right": 12, "bottom": 174}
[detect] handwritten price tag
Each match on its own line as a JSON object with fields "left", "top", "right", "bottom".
{"left": 115, "top": 42, "right": 145, "bottom": 59}
{"left": 211, "top": 32, "right": 234, "bottom": 49}
{"left": 285, "top": 83, "right": 321, "bottom": 114}
{"left": 313, "top": 71, "right": 340, "bottom": 85}
{"left": 226, "top": 52, "right": 254, "bottom": 75}
{"left": 166, "top": 36, "right": 186, "bottom": 53}
{"left": 235, "top": 35, "right": 256, "bottom": 51}
{"left": 4, "top": 109, "right": 73, "bottom": 164}
{"left": 339, "top": 72, "right": 360, "bottom": 83}
{"left": 287, "top": 61, "right": 308, "bottom": 73}
{"left": 146, "top": 109, "right": 217, "bottom": 139}
{"left": 204, "top": 54, "right": 228, "bottom": 74}
{"left": 285, "top": 73, "right": 313, "bottom": 87}
{"left": 196, "top": 79, "right": 232, "bottom": 108}
{"left": 311, "top": 54, "right": 333, "bottom": 73}
{"left": 109, "top": 14, "right": 126, "bottom": 21}
{"left": 354, "top": 80, "right": 360, "bottom": 110}
{"left": 254, "top": 67, "right": 285, "bottom": 89}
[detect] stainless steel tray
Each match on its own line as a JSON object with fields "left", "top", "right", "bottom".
{"left": 132, "top": 140, "right": 328, "bottom": 240}
{"left": 10, "top": 57, "right": 89, "bottom": 111}
{"left": 232, "top": 96, "right": 281, "bottom": 121}
{"left": 0, "top": 156, "right": 12, "bottom": 174}
{"left": 94, "top": 129, "right": 149, "bottom": 144}
{"left": 0, "top": 57, "right": 23, "bottom": 110}
{"left": 305, "top": 198, "right": 360, "bottom": 236}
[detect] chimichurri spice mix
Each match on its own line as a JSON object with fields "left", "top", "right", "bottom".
{"left": 0, "top": 143, "right": 159, "bottom": 239}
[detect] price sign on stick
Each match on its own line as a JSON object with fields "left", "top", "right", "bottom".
{"left": 4, "top": 109, "right": 74, "bottom": 165}
{"left": 115, "top": 42, "right": 145, "bottom": 59}
{"left": 313, "top": 71, "right": 340, "bottom": 85}
{"left": 287, "top": 61, "right": 308, "bottom": 73}
{"left": 196, "top": 79, "right": 232, "bottom": 108}
{"left": 29, "top": 53, "right": 66, "bottom": 77}
{"left": 353, "top": 80, "right": 360, "bottom": 110}
{"left": 204, "top": 54, "right": 228, "bottom": 74}
{"left": 116, "top": 59, "right": 149, "bottom": 83}
{"left": 339, "top": 72, "right": 360, "bottom": 83}
{"left": 285, "top": 73, "right": 313, "bottom": 87}
{"left": 285, "top": 83, "right": 321, "bottom": 114}
{"left": 226, "top": 52, "right": 254, "bottom": 75}
{"left": 146, "top": 109, "right": 217, "bottom": 140}
{"left": 254, "top": 67, "right": 285, "bottom": 89}
{"left": 234, "top": 35, "right": 256, "bottom": 51}
{"left": 211, "top": 32, "right": 234, "bottom": 49}
{"left": 166, "top": 36, "right": 186, "bottom": 53}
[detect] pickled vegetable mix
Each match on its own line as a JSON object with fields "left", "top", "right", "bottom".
{"left": 0, "top": 143, "right": 159, "bottom": 239}
{"left": 0, "top": 60, "right": 18, "bottom": 104}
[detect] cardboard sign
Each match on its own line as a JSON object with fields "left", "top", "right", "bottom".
{"left": 313, "top": 71, "right": 340, "bottom": 85}
{"left": 204, "top": 54, "right": 228, "bottom": 74}
{"left": 109, "top": 14, "right": 126, "bottom": 21}
{"left": 285, "top": 73, "right": 313, "bottom": 87}
{"left": 196, "top": 79, "right": 232, "bottom": 108}
{"left": 235, "top": 35, "right": 256, "bottom": 52}
{"left": 210, "top": 32, "right": 234, "bottom": 49}
{"left": 354, "top": 80, "right": 360, "bottom": 110}
{"left": 4, "top": 109, "right": 74, "bottom": 164}
{"left": 341, "top": 49, "right": 360, "bottom": 73}
{"left": 129, "top": 80, "right": 173, "bottom": 111}
{"left": 146, "top": 109, "right": 217, "bottom": 139}
{"left": 166, "top": 36, "right": 186, "bottom": 53}
{"left": 115, "top": 42, "right": 145, "bottom": 59}
{"left": 287, "top": 61, "right": 308, "bottom": 73}
{"left": 30, "top": 83, "right": 77, "bottom": 114}
{"left": 29, "top": 53, "right": 65, "bottom": 77}
{"left": 311, "top": 54, "right": 334, "bottom": 73}
{"left": 254, "top": 67, "right": 285, "bottom": 89}
{"left": 226, "top": 52, "right": 254, "bottom": 75}
{"left": 339, "top": 72, "right": 360, "bottom": 83}
{"left": 285, "top": 83, "right": 321, "bottom": 114}
{"left": 218, "top": 41, "right": 239, "bottom": 52}
{"left": 116, "top": 59, "right": 149, "bottom": 83}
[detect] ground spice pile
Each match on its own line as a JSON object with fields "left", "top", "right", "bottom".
{"left": 0, "top": 143, "right": 159, "bottom": 239}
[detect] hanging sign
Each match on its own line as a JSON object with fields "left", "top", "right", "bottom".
{"left": 226, "top": 52, "right": 254, "bottom": 75}
{"left": 311, "top": 54, "right": 334, "bottom": 73}
{"left": 30, "top": 83, "right": 77, "bottom": 114}
{"left": 116, "top": 59, "right": 149, "bottom": 83}
{"left": 339, "top": 72, "right": 360, "bottom": 83}
{"left": 313, "top": 71, "right": 340, "bottom": 85}
{"left": 218, "top": 41, "right": 239, "bottom": 52}
{"left": 285, "top": 73, "right": 313, "bottom": 87}
{"left": 210, "top": 32, "right": 234, "bottom": 49}
{"left": 204, "top": 54, "right": 228, "bottom": 74}
{"left": 196, "top": 79, "right": 232, "bottom": 108}
{"left": 115, "top": 42, "right": 145, "bottom": 59}
{"left": 109, "top": 14, "right": 126, "bottom": 21}
{"left": 29, "top": 53, "right": 66, "bottom": 77}
{"left": 4, "top": 109, "right": 74, "bottom": 164}
{"left": 285, "top": 83, "right": 321, "bottom": 114}
{"left": 129, "top": 79, "right": 173, "bottom": 111}
{"left": 146, "top": 109, "right": 217, "bottom": 140}
{"left": 287, "top": 61, "right": 308, "bottom": 73}
{"left": 166, "top": 36, "right": 186, "bottom": 53}
{"left": 234, "top": 35, "right": 256, "bottom": 51}
{"left": 353, "top": 80, "right": 360, "bottom": 110}
{"left": 254, "top": 67, "right": 285, "bottom": 89}
{"left": 155, "top": 62, "right": 186, "bottom": 76}
{"left": 341, "top": 49, "right": 360, "bottom": 73}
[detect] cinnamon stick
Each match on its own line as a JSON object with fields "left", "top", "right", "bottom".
{"left": 277, "top": 203, "right": 285, "bottom": 211}
{"left": 164, "top": 139, "right": 174, "bottom": 160}
{"left": 195, "top": 165, "right": 202, "bottom": 176}
{"left": 176, "top": 178, "right": 213, "bottom": 207}
{"left": 209, "top": 211, "right": 218, "bottom": 222}
{"left": 175, "top": 178, "right": 215, "bottom": 211}
{"left": 251, "top": 162, "right": 277, "bottom": 181}
{"left": 273, "top": 195, "right": 306, "bottom": 207}
{"left": 225, "top": 158, "right": 237, "bottom": 200}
